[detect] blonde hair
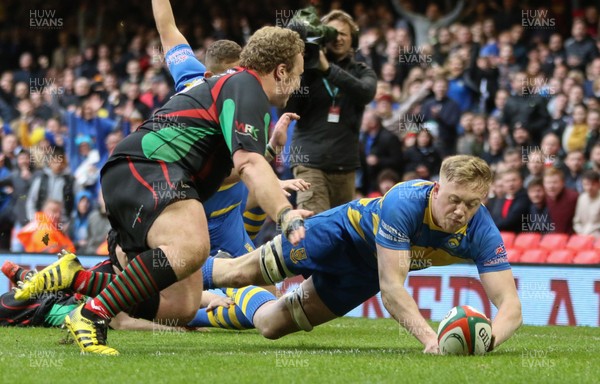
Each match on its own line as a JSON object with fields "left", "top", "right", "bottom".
{"left": 240, "top": 27, "right": 304, "bottom": 75}
{"left": 440, "top": 155, "right": 493, "bottom": 192}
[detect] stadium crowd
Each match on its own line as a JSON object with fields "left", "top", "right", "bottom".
{"left": 1, "top": 0, "right": 600, "bottom": 254}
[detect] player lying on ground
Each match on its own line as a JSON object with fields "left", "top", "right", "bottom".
{"left": 15, "top": 26, "right": 310, "bottom": 354}
{"left": 0, "top": 260, "right": 225, "bottom": 330}
{"left": 202, "top": 155, "right": 522, "bottom": 354}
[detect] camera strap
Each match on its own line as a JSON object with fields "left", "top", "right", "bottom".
{"left": 323, "top": 78, "right": 340, "bottom": 123}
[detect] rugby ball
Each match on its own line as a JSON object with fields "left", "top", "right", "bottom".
{"left": 437, "top": 305, "right": 492, "bottom": 355}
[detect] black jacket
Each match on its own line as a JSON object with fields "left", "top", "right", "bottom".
{"left": 502, "top": 94, "right": 551, "bottom": 144}
{"left": 361, "top": 128, "right": 403, "bottom": 193}
{"left": 490, "top": 188, "right": 531, "bottom": 233}
{"left": 284, "top": 55, "right": 377, "bottom": 171}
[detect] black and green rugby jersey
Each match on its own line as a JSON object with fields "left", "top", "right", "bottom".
{"left": 106, "top": 67, "right": 271, "bottom": 201}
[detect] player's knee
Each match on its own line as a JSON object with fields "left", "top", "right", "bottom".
{"left": 257, "top": 324, "right": 285, "bottom": 340}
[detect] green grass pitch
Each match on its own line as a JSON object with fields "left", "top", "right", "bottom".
{"left": 1, "top": 318, "right": 598, "bottom": 384}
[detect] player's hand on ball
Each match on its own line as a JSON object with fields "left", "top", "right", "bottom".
{"left": 423, "top": 339, "right": 440, "bottom": 355}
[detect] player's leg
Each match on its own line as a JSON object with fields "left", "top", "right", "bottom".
{"left": 250, "top": 277, "right": 338, "bottom": 339}
{"left": 84, "top": 199, "right": 209, "bottom": 322}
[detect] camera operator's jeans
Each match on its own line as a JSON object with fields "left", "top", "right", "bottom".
{"left": 293, "top": 165, "right": 355, "bottom": 215}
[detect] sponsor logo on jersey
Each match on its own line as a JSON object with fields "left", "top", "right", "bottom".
{"left": 234, "top": 121, "right": 259, "bottom": 140}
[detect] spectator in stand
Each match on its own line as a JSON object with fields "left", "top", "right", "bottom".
{"left": 367, "top": 168, "right": 400, "bottom": 198}
{"left": 8, "top": 149, "right": 33, "bottom": 252}
{"left": 525, "top": 176, "right": 553, "bottom": 234}
{"left": 564, "top": 18, "right": 599, "bottom": 72}
{"left": 420, "top": 76, "right": 461, "bottom": 156}
{"left": 1, "top": 133, "right": 18, "bottom": 171}
{"left": 543, "top": 167, "right": 578, "bottom": 234}
{"left": 359, "top": 109, "right": 403, "bottom": 195}
{"left": 404, "top": 129, "right": 442, "bottom": 180}
{"left": 25, "top": 146, "right": 74, "bottom": 225}
{"left": 512, "top": 124, "right": 534, "bottom": 152}
{"left": 584, "top": 109, "right": 600, "bottom": 157}
{"left": 65, "top": 94, "right": 117, "bottom": 172}
{"left": 490, "top": 169, "right": 531, "bottom": 233}
{"left": 587, "top": 142, "right": 600, "bottom": 172}
{"left": 503, "top": 148, "right": 524, "bottom": 174}
{"left": 446, "top": 54, "right": 477, "bottom": 113}
{"left": 562, "top": 103, "right": 589, "bottom": 153}
{"left": 72, "top": 135, "right": 100, "bottom": 197}
{"left": 502, "top": 71, "right": 551, "bottom": 144}
{"left": 561, "top": 150, "right": 585, "bottom": 193}
{"left": 390, "top": 0, "right": 465, "bottom": 48}
{"left": 524, "top": 149, "right": 545, "bottom": 188}
{"left": 573, "top": 170, "right": 600, "bottom": 237}
{"left": 83, "top": 190, "right": 111, "bottom": 255}
{"left": 70, "top": 190, "right": 93, "bottom": 252}
{"left": 540, "top": 132, "right": 564, "bottom": 168}
{"left": 17, "top": 199, "right": 75, "bottom": 254}
{"left": 482, "top": 129, "right": 506, "bottom": 170}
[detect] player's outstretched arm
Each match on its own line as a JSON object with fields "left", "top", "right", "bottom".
{"left": 233, "top": 150, "right": 312, "bottom": 245}
{"left": 479, "top": 269, "right": 522, "bottom": 351}
{"left": 152, "top": 0, "right": 189, "bottom": 52}
{"left": 377, "top": 244, "right": 439, "bottom": 354}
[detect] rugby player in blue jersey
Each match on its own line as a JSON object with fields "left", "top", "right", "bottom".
{"left": 205, "top": 155, "right": 522, "bottom": 354}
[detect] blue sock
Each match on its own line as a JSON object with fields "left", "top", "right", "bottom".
{"left": 188, "top": 304, "right": 254, "bottom": 329}
{"left": 224, "top": 286, "right": 276, "bottom": 323}
{"left": 201, "top": 256, "right": 215, "bottom": 289}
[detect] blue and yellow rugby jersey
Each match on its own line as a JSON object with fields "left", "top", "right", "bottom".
{"left": 203, "top": 181, "right": 256, "bottom": 256}
{"left": 165, "top": 44, "right": 206, "bottom": 92}
{"left": 342, "top": 179, "right": 510, "bottom": 274}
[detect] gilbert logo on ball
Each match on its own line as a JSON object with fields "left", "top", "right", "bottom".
{"left": 437, "top": 305, "right": 492, "bottom": 355}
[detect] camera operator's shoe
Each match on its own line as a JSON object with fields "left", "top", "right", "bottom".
{"left": 65, "top": 304, "right": 119, "bottom": 355}
{"left": 14, "top": 250, "right": 83, "bottom": 301}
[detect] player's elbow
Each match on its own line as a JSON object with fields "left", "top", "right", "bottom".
{"left": 233, "top": 150, "right": 261, "bottom": 177}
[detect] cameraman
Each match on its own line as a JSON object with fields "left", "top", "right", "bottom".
{"left": 284, "top": 10, "right": 377, "bottom": 213}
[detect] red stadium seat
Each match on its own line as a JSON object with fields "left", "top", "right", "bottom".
{"left": 593, "top": 237, "right": 600, "bottom": 251}
{"left": 573, "top": 250, "right": 600, "bottom": 264}
{"left": 506, "top": 248, "right": 521, "bottom": 263}
{"left": 500, "top": 232, "right": 516, "bottom": 248}
{"left": 566, "top": 234, "right": 595, "bottom": 251}
{"left": 539, "top": 233, "right": 568, "bottom": 251}
{"left": 546, "top": 249, "right": 575, "bottom": 264}
{"left": 519, "top": 249, "right": 547, "bottom": 263}
{"left": 513, "top": 233, "right": 542, "bottom": 251}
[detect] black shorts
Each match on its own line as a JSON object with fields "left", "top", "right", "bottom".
{"left": 101, "top": 157, "right": 201, "bottom": 255}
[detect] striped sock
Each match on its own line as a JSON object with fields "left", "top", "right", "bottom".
{"left": 72, "top": 271, "right": 115, "bottom": 296}
{"left": 188, "top": 304, "right": 254, "bottom": 329}
{"left": 82, "top": 249, "right": 178, "bottom": 320}
{"left": 224, "top": 286, "right": 276, "bottom": 323}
